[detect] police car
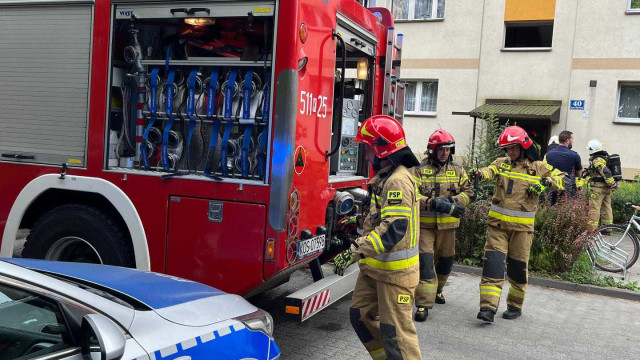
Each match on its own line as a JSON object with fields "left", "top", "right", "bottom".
{"left": 0, "top": 258, "right": 280, "bottom": 360}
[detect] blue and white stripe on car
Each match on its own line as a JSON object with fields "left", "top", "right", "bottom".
{"left": 133, "top": 322, "right": 279, "bottom": 360}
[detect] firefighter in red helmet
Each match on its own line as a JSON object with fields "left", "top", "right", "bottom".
{"left": 333, "top": 115, "right": 423, "bottom": 359}
{"left": 413, "top": 129, "right": 473, "bottom": 322}
{"left": 471, "top": 126, "right": 566, "bottom": 322}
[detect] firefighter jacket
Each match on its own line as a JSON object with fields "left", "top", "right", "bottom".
{"left": 414, "top": 160, "right": 474, "bottom": 230}
{"left": 588, "top": 155, "right": 616, "bottom": 189}
{"left": 478, "top": 157, "right": 566, "bottom": 232}
{"left": 349, "top": 164, "right": 420, "bottom": 284}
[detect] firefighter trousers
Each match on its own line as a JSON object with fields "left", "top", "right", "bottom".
{"left": 415, "top": 228, "right": 455, "bottom": 307}
{"left": 479, "top": 225, "right": 532, "bottom": 311}
{"left": 350, "top": 270, "right": 422, "bottom": 360}
{"left": 588, "top": 186, "right": 613, "bottom": 230}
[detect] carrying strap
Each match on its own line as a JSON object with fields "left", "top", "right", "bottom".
{"left": 223, "top": 69, "right": 238, "bottom": 121}
{"left": 141, "top": 67, "right": 159, "bottom": 169}
{"left": 185, "top": 67, "right": 198, "bottom": 172}
{"left": 240, "top": 70, "right": 254, "bottom": 177}
{"left": 203, "top": 68, "right": 221, "bottom": 176}
{"left": 256, "top": 70, "right": 271, "bottom": 178}
{"left": 220, "top": 121, "right": 233, "bottom": 176}
{"left": 161, "top": 68, "right": 176, "bottom": 170}
{"left": 219, "top": 69, "right": 238, "bottom": 176}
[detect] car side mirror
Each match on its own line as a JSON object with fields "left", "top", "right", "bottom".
{"left": 81, "top": 314, "right": 126, "bottom": 360}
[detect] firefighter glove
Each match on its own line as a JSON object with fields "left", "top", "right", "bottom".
{"left": 469, "top": 168, "right": 482, "bottom": 181}
{"left": 431, "top": 198, "right": 466, "bottom": 218}
{"left": 333, "top": 249, "right": 355, "bottom": 276}
{"left": 526, "top": 182, "right": 547, "bottom": 197}
{"left": 338, "top": 216, "right": 358, "bottom": 226}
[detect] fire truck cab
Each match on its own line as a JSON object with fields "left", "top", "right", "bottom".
{"left": 0, "top": 0, "right": 403, "bottom": 320}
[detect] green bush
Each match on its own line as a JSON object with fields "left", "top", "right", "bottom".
{"left": 462, "top": 113, "right": 506, "bottom": 201}
{"left": 530, "top": 194, "right": 592, "bottom": 274}
{"left": 455, "top": 200, "right": 489, "bottom": 265}
{"left": 456, "top": 194, "right": 592, "bottom": 275}
{"left": 611, "top": 177, "right": 640, "bottom": 224}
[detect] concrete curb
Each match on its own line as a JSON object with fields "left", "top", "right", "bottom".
{"left": 452, "top": 264, "right": 640, "bottom": 302}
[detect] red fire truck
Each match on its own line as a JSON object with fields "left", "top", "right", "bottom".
{"left": 0, "top": 0, "right": 403, "bottom": 320}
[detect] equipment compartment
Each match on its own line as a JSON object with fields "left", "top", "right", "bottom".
{"left": 107, "top": 2, "right": 275, "bottom": 182}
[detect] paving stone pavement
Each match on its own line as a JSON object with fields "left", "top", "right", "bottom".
{"left": 253, "top": 267, "right": 640, "bottom": 360}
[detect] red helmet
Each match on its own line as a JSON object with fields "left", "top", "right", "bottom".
{"left": 427, "top": 129, "right": 455, "bottom": 157}
{"left": 497, "top": 126, "right": 532, "bottom": 149}
{"left": 355, "top": 115, "right": 408, "bottom": 158}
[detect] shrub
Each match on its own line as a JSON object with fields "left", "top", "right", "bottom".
{"left": 455, "top": 200, "right": 490, "bottom": 265}
{"left": 530, "top": 193, "right": 593, "bottom": 273}
{"left": 462, "top": 113, "right": 507, "bottom": 201}
{"left": 611, "top": 177, "right": 640, "bottom": 224}
{"left": 456, "top": 194, "right": 592, "bottom": 274}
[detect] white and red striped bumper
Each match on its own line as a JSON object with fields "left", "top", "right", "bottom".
{"left": 284, "top": 265, "right": 359, "bottom": 322}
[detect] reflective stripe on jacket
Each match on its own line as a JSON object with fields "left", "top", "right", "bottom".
{"left": 351, "top": 164, "right": 420, "bottom": 284}
{"left": 479, "top": 157, "right": 566, "bottom": 231}
{"left": 413, "top": 161, "right": 474, "bottom": 230}
{"left": 588, "top": 155, "right": 615, "bottom": 188}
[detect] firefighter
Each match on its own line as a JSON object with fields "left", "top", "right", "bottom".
{"left": 471, "top": 126, "right": 566, "bottom": 322}
{"left": 586, "top": 139, "right": 618, "bottom": 230}
{"left": 413, "top": 129, "right": 472, "bottom": 322}
{"left": 332, "top": 115, "right": 460, "bottom": 359}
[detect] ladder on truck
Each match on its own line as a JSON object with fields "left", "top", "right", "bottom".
{"left": 382, "top": 27, "right": 404, "bottom": 123}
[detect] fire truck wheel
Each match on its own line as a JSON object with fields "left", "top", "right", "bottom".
{"left": 22, "top": 204, "right": 135, "bottom": 267}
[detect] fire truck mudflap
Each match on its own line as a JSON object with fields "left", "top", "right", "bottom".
{"left": 284, "top": 264, "right": 359, "bottom": 322}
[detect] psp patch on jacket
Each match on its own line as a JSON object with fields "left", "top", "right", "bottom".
{"left": 387, "top": 190, "right": 403, "bottom": 200}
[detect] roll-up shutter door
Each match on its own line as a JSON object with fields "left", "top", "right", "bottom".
{"left": 0, "top": 4, "right": 92, "bottom": 167}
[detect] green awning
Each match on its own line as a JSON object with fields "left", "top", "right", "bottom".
{"left": 469, "top": 102, "right": 561, "bottom": 123}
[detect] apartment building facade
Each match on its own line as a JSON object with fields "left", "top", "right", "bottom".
{"left": 372, "top": 0, "right": 640, "bottom": 177}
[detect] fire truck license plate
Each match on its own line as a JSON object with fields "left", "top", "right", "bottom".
{"left": 296, "top": 235, "right": 325, "bottom": 260}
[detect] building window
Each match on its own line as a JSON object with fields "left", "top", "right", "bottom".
{"left": 393, "top": 0, "right": 445, "bottom": 21}
{"left": 504, "top": 21, "right": 553, "bottom": 49}
{"left": 629, "top": 0, "right": 640, "bottom": 12}
{"left": 404, "top": 80, "right": 438, "bottom": 115}
{"left": 616, "top": 83, "right": 640, "bottom": 123}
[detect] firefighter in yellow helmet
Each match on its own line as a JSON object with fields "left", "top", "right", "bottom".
{"left": 471, "top": 126, "right": 566, "bottom": 322}
{"left": 586, "top": 139, "right": 618, "bottom": 230}
{"left": 413, "top": 129, "right": 473, "bottom": 322}
{"left": 332, "top": 115, "right": 423, "bottom": 359}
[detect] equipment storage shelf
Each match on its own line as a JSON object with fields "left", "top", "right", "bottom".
{"left": 106, "top": 1, "right": 276, "bottom": 183}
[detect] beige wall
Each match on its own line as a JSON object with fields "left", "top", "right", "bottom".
{"left": 394, "top": 0, "right": 484, "bottom": 153}
{"left": 383, "top": 0, "right": 640, "bottom": 176}
{"left": 476, "top": 0, "right": 576, "bottom": 116}
{"left": 564, "top": 0, "right": 640, "bottom": 173}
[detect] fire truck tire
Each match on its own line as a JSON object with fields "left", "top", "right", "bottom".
{"left": 22, "top": 204, "right": 135, "bottom": 267}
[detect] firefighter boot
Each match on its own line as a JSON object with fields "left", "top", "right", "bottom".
{"left": 477, "top": 307, "right": 495, "bottom": 323}
{"left": 502, "top": 305, "right": 522, "bottom": 320}
{"left": 435, "top": 292, "right": 446, "bottom": 304}
{"left": 414, "top": 306, "right": 428, "bottom": 322}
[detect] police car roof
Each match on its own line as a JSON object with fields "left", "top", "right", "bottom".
{"left": 4, "top": 258, "right": 224, "bottom": 309}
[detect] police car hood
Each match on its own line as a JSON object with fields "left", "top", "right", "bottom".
{"left": 6, "top": 259, "right": 257, "bottom": 327}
